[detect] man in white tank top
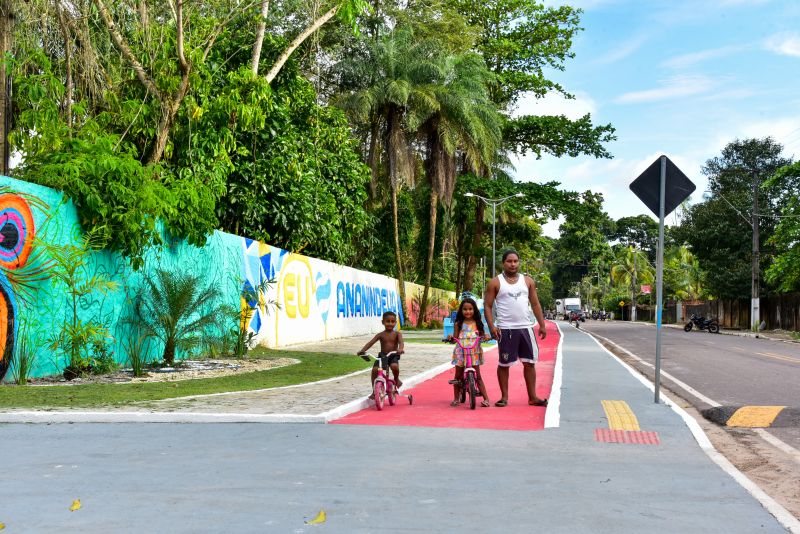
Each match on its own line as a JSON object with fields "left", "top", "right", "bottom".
{"left": 484, "top": 249, "right": 548, "bottom": 407}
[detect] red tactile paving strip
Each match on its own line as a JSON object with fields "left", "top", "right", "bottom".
{"left": 330, "top": 322, "right": 559, "bottom": 431}
{"left": 594, "top": 428, "right": 661, "bottom": 445}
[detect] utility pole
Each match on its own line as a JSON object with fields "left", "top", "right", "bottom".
{"left": 751, "top": 171, "right": 760, "bottom": 330}
{"left": 0, "top": 0, "right": 11, "bottom": 176}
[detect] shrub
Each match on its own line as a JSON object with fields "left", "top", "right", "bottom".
{"left": 135, "top": 269, "right": 223, "bottom": 365}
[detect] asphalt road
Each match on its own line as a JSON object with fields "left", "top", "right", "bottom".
{"left": 578, "top": 320, "right": 800, "bottom": 450}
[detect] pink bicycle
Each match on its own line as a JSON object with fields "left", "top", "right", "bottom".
{"left": 360, "top": 351, "right": 413, "bottom": 411}
{"left": 447, "top": 336, "right": 486, "bottom": 410}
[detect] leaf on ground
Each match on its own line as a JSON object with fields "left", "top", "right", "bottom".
{"left": 69, "top": 499, "right": 82, "bottom": 512}
{"left": 304, "top": 509, "right": 326, "bottom": 524}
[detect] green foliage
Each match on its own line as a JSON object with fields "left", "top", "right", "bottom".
{"left": 11, "top": 56, "right": 223, "bottom": 269}
{"left": 505, "top": 114, "right": 616, "bottom": 159}
{"left": 449, "top": 0, "right": 582, "bottom": 107}
{"left": 120, "top": 326, "right": 153, "bottom": 378}
{"left": 764, "top": 161, "right": 800, "bottom": 292}
{"left": 40, "top": 231, "right": 118, "bottom": 376}
{"left": 134, "top": 269, "right": 224, "bottom": 365}
{"left": 550, "top": 191, "right": 614, "bottom": 297}
{"left": 10, "top": 319, "right": 38, "bottom": 385}
{"left": 89, "top": 339, "right": 118, "bottom": 375}
{"left": 675, "top": 137, "right": 792, "bottom": 298}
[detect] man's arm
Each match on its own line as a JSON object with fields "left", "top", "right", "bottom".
{"left": 527, "top": 276, "right": 547, "bottom": 339}
{"left": 483, "top": 278, "right": 501, "bottom": 339}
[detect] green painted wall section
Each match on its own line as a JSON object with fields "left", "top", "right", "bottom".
{"left": 0, "top": 176, "right": 243, "bottom": 380}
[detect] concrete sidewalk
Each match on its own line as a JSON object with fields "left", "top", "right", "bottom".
{"left": 1, "top": 324, "right": 798, "bottom": 532}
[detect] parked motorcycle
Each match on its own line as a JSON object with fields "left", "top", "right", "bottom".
{"left": 684, "top": 313, "right": 719, "bottom": 334}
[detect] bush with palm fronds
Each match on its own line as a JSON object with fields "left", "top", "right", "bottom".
{"left": 134, "top": 269, "right": 223, "bottom": 366}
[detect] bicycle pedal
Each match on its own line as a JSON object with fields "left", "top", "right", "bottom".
{"left": 447, "top": 380, "right": 460, "bottom": 385}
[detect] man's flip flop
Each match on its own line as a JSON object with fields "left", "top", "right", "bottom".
{"left": 494, "top": 400, "right": 508, "bottom": 407}
{"left": 529, "top": 398, "right": 548, "bottom": 407}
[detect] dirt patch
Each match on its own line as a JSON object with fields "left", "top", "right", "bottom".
{"left": 25, "top": 358, "right": 300, "bottom": 386}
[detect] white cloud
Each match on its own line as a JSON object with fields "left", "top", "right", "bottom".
{"left": 661, "top": 45, "right": 744, "bottom": 69}
{"left": 764, "top": 32, "right": 800, "bottom": 57}
{"left": 595, "top": 33, "right": 649, "bottom": 65}
{"left": 512, "top": 91, "right": 597, "bottom": 120}
{"left": 615, "top": 75, "right": 715, "bottom": 103}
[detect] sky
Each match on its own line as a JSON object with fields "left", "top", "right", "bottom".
{"left": 512, "top": 0, "right": 800, "bottom": 236}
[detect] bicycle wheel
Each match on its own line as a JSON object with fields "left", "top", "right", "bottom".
{"left": 467, "top": 374, "right": 477, "bottom": 410}
{"left": 459, "top": 381, "right": 466, "bottom": 404}
{"left": 388, "top": 382, "right": 397, "bottom": 406}
{"left": 374, "top": 381, "right": 385, "bottom": 411}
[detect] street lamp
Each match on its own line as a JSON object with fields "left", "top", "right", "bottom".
{"left": 464, "top": 191, "right": 524, "bottom": 278}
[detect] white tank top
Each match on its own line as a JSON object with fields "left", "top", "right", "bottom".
{"left": 494, "top": 274, "right": 534, "bottom": 329}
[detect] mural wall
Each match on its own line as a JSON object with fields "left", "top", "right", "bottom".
{"left": 0, "top": 176, "right": 454, "bottom": 381}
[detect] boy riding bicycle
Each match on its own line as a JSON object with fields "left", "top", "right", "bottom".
{"left": 357, "top": 311, "right": 404, "bottom": 398}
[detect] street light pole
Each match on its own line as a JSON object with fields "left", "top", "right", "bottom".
{"left": 465, "top": 192, "right": 524, "bottom": 279}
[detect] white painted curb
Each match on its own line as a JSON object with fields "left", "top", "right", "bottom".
{"left": 544, "top": 321, "right": 563, "bottom": 429}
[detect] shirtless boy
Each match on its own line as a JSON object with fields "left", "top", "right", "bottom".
{"left": 357, "top": 311, "right": 405, "bottom": 396}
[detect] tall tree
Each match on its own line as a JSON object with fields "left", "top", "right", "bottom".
{"left": 609, "top": 214, "right": 659, "bottom": 262}
{"left": 675, "top": 138, "right": 792, "bottom": 299}
{"left": 611, "top": 246, "right": 653, "bottom": 321}
{"left": 335, "top": 28, "right": 441, "bottom": 320}
{"left": 411, "top": 52, "right": 502, "bottom": 325}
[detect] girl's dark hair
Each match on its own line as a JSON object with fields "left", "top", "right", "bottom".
{"left": 455, "top": 297, "right": 485, "bottom": 336}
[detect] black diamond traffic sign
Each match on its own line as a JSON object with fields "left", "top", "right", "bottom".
{"left": 629, "top": 156, "right": 696, "bottom": 217}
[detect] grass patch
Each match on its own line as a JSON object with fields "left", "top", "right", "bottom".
{"left": 0, "top": 348, "right": 369, "bottom": 409}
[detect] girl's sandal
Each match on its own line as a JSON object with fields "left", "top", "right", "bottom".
{"left": 481, "top": 400, "right": 491, "bottom": 407}
{"left": 450, "top": 400, "right": 460, "bottom": 407}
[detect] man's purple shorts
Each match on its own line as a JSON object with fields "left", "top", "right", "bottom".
{"left": 497, "top": 327, "right": 539, "bottom": 367}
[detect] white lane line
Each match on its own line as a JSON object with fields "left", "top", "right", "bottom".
{"left": 544, "top": 321, "right": 563, "bottom": 429}
{"left": 580, "top": 329, "right": 800, "bottom": 534}
{"left": 587, "top": 330, "right": 721, "bottom": 408}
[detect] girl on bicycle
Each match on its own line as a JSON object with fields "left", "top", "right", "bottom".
{"left": 449, "top": 297, "right": 491, "bottom": 407}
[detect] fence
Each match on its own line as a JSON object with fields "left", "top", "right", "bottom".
{"left": 681, "top": 294, "right": 800, "bottom": 331}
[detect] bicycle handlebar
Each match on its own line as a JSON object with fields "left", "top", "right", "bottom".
{"left": 358, "top": 350, "right": 400, "bottom": 361}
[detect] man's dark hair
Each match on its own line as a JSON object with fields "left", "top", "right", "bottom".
{"left": 502, "top": 249, "right": 520, "bottom": 262}
{"left": 382, "top": 311, "right": 397, "bottom": 321}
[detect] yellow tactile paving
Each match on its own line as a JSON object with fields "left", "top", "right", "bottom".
{"left": 601, "top": 400, "right": 640, "bottom": 431}
{"left": 726, "top": 406, "right": 787, "bottom": 428}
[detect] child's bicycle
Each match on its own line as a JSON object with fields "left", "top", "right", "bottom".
{"left": 359, "top": 351, "right": 413, "bottom": 411}
{"left": 446, "top": 336, "right": 486, "bottom": 410}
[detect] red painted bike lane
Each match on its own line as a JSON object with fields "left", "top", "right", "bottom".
{"left": 330, "top": 321, "right": 559, "bottom": 431}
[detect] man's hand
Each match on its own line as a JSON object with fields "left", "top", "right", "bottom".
{"left": 482, "top": 333, "right": 491, "bottom": 341}
{"left": 538, "top": 327, "right": 547, "bottom": 340}
{"left": 490, "top": 325, "right": 501, "bottom": 340}
{"left": 397, "top": 349, "right": 405, "bottom": 355}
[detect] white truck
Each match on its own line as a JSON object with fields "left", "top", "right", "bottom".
{"left": 555, "top": 297, "right": 582, "bottom": 320}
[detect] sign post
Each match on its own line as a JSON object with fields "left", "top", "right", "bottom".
{"left": 630, "top": 155, "right": 695, "bottom": 403}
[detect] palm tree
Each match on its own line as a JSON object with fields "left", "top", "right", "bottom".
{"left": 611, "top": 246, "right": 654, "bottom": 321}
{"left": 335, "top": 29, "right": 440, "bottom": 322}
{"left": 409, "top": 52, "right": 502, "bottom": 324}
{"left": 665, "top": 246, "right": 706, "bottom": 300}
